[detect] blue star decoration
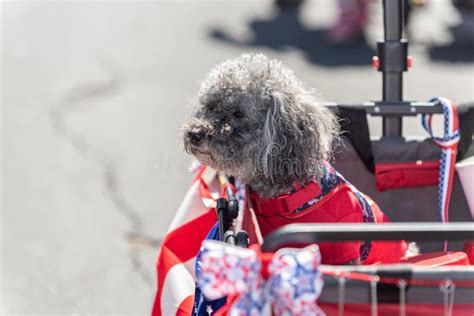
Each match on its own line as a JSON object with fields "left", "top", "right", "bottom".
{"left": 234, "top": 290, "right": 267, "bottom": 313}
{"left": 292, "top": 259, "right": 317, "bottom": 299}
{"left": 270, "top": 254, "right": 317, "bottom": 299}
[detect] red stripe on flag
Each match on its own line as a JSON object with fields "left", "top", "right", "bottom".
{"left": 176, "top": 295, "right": 195, "bottom": 316}
{"left": 152, "top": 209, "right": 217, "bottom": 316}
{"left": 192, "top": 165, "right": 207, "bottom": 184}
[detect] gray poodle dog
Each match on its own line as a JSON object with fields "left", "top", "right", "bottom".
{"left": 182, "top": 53, "right": 339, "bottom": 198}
{"left": 182, "top": 53, "right": 409, "bottom": 266}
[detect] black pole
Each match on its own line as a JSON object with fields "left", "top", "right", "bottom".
{"left": 215, "top": 198, "right": 229, "bottom": 241}
{"left": 378, "top": 0, "right": 408, "bottom": 136}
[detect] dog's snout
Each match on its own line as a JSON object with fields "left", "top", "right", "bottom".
{"left": 188, "top": 129, "right": 205, "bottom": 145}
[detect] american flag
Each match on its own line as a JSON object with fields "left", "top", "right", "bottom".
{"left": 151, "top": 165, "right": 220, "bottom": 315}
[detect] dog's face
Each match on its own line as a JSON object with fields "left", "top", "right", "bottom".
{"left": 182, "top": 53, "right": 339, "bottom": 197}
{"left": 182, "top": 82, "right": 261, "bottom": 181}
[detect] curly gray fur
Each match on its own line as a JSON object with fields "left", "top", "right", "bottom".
{"left": 182, "top": 53, "right": 339, "bottom": 198}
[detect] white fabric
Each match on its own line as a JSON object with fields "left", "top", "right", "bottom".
{"left": 161, "top": 259, "right": 196, "bottom": 316}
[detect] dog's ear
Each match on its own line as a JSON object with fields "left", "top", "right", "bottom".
{"left": 261, "top": 92, "right": 288, "bottom": 181}
{"left": 260, "top": 91, "right": 339, "bottom": 185}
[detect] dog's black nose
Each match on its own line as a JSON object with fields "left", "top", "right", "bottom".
{"left": 188, "top": 129, "right": 205, "bottom": 145}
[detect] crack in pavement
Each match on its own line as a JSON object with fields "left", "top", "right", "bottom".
{"left": 50, "top": 64, "right": 161, "bottom": 287}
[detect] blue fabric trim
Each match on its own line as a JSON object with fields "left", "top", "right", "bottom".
{"left": 192, "top": 223, "right": 227, "bottom": 316}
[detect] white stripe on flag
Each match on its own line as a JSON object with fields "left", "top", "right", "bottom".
{"left": 161, "top": 259, "right": 196, "bottom": 316}
{"left": 155, "top": 166, "right": 220, "bottom": 316}
{"left": 167, "top": 168, "right": 218, "bottom": 233}
{"left": 167, "top": 181, "right": 207, "bottom": 233}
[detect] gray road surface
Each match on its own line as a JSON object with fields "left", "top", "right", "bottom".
{"left": 1, "top": 1, "right": 473, "bottom": 315}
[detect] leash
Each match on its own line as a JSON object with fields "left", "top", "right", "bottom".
{"left": 421, "top": 97, "right": 460, "bottom": 250}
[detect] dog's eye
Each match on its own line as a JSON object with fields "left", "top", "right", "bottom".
{"left": 213, "top": 118, "right": 224, "bottom": 125}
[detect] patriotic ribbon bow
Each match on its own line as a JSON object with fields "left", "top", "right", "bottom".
{"left": 197, "top": 240, "right": 324, "bottom": 316}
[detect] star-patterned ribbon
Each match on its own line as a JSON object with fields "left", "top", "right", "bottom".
{"left": 197, "top": 240, "right": 325, "bottom": 316}
{"left": 421, "top": 97, "right": 460, "bottom": 225}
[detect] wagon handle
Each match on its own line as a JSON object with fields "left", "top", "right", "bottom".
{"left": 261, "top": 222, "right": 474, "bottom": 252}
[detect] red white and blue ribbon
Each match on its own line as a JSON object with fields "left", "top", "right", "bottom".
{"left": 421, "top": 97, "right": 460, "bottom": 224}
{"left": 197, "top": 240, "right": 324, "bottom": 316}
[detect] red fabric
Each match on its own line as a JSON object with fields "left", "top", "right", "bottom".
{"left": 463, "top": 241, "right": 474, "bottom": 265}
{"left": 248, "top": 244, "right": 274, "bottom": 280}
{"left": 375, "top": 160, "right": 439, "bottom": 192}
{"left": 360, "top": 202, "right": 406, "bottom": 265}
{"left": 318, "top": 303, "right": 474, "bottom": 316}
{"left": 398, "top": 251, "right": 469, "bottom": 267}
{"left": 175, "top": 295, "right": 195, "bottom": 316}
{"left": 241, "top": 192, "right": 263, "bottom": 245}
{"left": 213, "top": 294, "right": 239, "bottom": 316}
{"left": 252, "top": 183, "right": 406, "bottom": 265}
{"left": 250, "top": 181, "right": 324, "bottom": 216}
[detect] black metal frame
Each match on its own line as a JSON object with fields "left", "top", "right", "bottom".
{"left": 215, "top": 177, "right": 249, "bottom": 247}
{"left": 261, "top": 223, "right": 474, "bottom": 252}
{"left": 319, "top": 265, "right": 474, "bottom": 305}
{"left": 338, "top": 0, "right": 446, "bottom": 134}
{"left": 379, "top": 0, "right": 407, "bottom": 136}
{"left": 323, "top": 101, "right": 443, "bottom": 116}
{"left": 262, "top": 224, "right": 474, "bottom": 305}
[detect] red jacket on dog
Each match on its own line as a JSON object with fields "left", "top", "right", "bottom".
{"left": 250, "top": 162, "right": 407, "bottom": 265}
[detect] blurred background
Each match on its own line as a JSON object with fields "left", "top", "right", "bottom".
{"left": 1, "top": 0, "right": 473, "bottom": 314}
